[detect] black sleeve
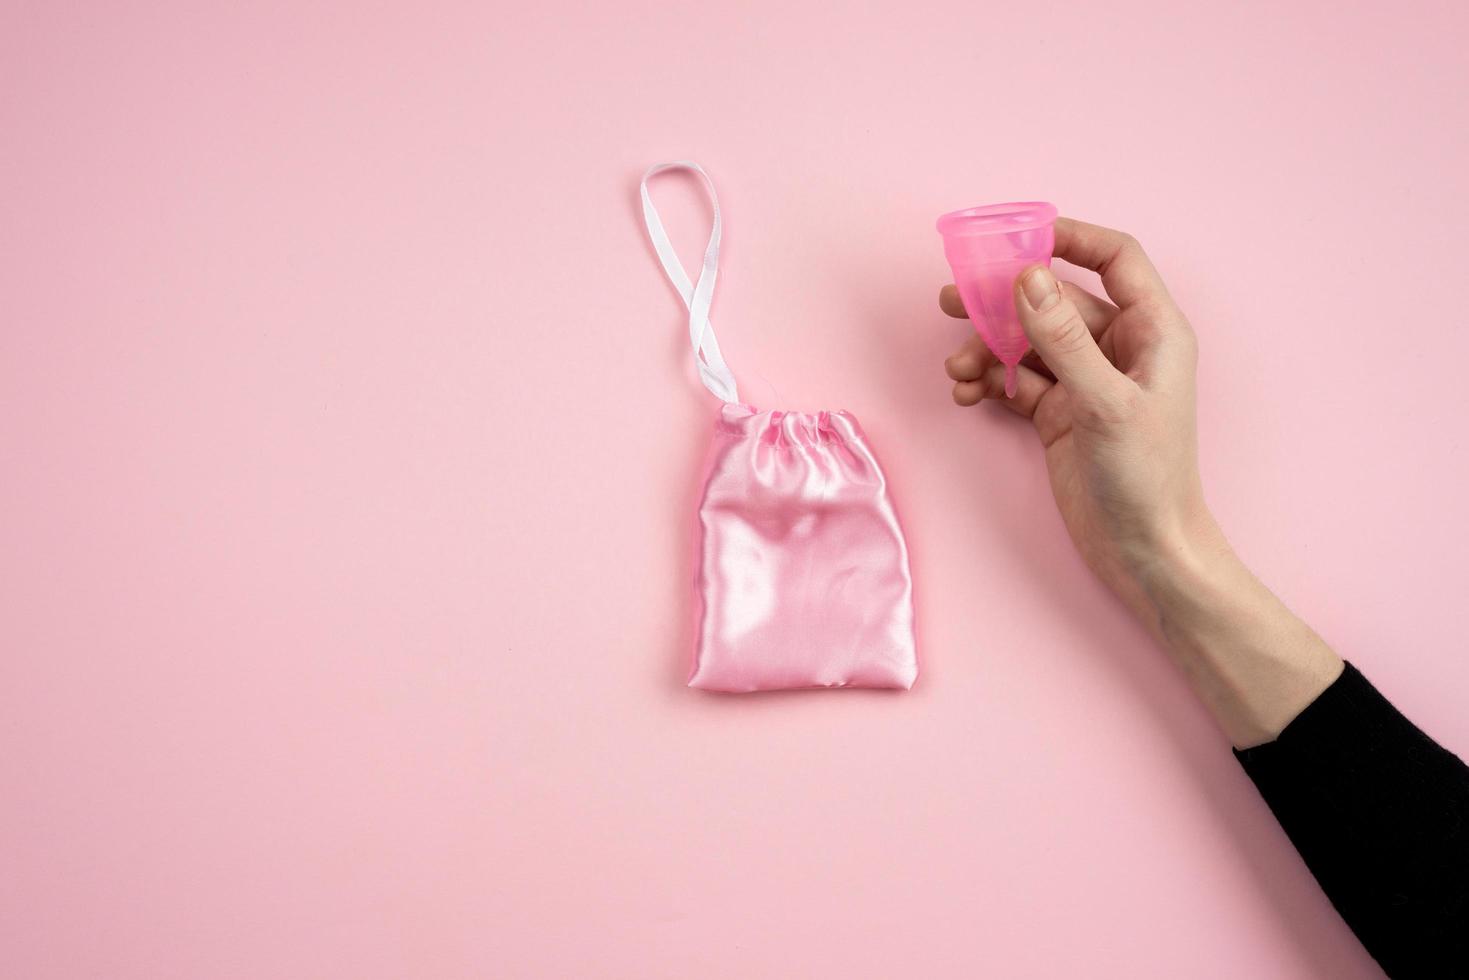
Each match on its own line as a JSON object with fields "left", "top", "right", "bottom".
{"left": 1234, "top": 662, "right": 1469, "bottom": 978}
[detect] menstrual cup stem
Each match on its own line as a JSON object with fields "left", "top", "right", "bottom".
{"left": 1003, "top": 363, "right": 1018, "bottom": 398}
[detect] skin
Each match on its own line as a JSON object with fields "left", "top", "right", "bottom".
{"left": 942, "top": 217, "right": 1342, "bottom": 748}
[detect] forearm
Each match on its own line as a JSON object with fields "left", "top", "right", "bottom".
{"left": 1129, "top": 522, "right": 1469, "bottom": 974}
{"left": 1130, "top": 520, "right": 1343, "bottom": 749}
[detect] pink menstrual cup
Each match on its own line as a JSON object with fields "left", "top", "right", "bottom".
{"left": 937, "top": 202, "right": 1058, "bottom": 397}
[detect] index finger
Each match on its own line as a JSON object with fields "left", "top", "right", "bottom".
{"left": 1053, "top": 217, "right": 1171, "bottom": 310}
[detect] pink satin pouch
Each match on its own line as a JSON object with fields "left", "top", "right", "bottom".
{"left": 641, "top": 162, "right": 917, "bottom": 692}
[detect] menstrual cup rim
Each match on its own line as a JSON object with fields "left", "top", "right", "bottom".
{"left": 936, "top": 201, "right": 1058, "bottom": 237}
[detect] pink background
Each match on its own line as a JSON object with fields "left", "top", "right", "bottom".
{"left": 4, "top": 1, "right": 1468, "bottom": 977}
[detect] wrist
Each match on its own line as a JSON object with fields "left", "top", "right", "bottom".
{"left": 1131, "top": 505, "right": 1262, "bottom": 650}
{"left": 1128, "top": 513, "right": 1344, "bottom": 747}
{"left": 1126, "top": 501, "right": 1235, "bottom": 597}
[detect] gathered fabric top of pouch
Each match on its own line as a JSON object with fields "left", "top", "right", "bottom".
{"left": 714, "top": 402, "right": 867, "bottom": 448}
{"left": 709, "top": 402, "right": 884, "bottom": 496}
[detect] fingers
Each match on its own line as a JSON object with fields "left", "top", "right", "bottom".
{"left": 1052, "top": 217, "right": 1171, "bottom": 310}
{"left": 944, "top": 334, "right": 991, "bottom": 380}
{"left": 952, "top": 359, "right": 1051, "bottom": 420}
{"left": 944, "top": 335, "right": 1053, "bottom": 384}
{"left": 1060, "top": 281, "right": 1118, "bottom": 336}
{"left": 939, "top": 284, "right": 968, "bottom": 319}
{"left": 941, "top": 282, "right": 1117, "bottom": 339}
{"left": 1015, "top": 265, "right": 1133, "bottom": 409}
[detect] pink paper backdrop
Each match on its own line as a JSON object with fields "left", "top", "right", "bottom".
{"left": 4, "top": 1, "right": 1467, "bottom": 977}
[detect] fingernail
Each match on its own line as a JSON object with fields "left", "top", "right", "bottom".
{"left": 1022, "top": 267, "right": 1059, "bottom": 312}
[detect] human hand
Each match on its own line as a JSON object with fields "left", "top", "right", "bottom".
{"left": 941, "top": 219, "right": 1221, "bottom": 617}
{"left": 942, "top": 219, "right": 1343, "bottom": 745}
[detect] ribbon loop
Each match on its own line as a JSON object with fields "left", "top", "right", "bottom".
{"left": 640, "top": 161, "right": 740, "bottom": 404}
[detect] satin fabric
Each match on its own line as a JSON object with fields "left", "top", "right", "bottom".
{"left": 691, "top": 403, "right": 918, "bottom": 692}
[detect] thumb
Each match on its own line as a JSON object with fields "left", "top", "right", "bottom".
{"left": 1015, "top": 265, "right": 1126, "bottom": 404}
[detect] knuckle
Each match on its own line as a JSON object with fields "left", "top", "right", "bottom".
{"left": 1147, "top": 309, "right": 1198, "bottom": 366}
{"left": 1038, "top": 309, "right": 1092, "bottom": 355}
{"left": 1109, "top": 232, "right": 1149, "bottom": 270}
{"left": 1176, "top": 323, "right": 1199, "bottom": 363}
{"left": 1114, "top": 232, "right": 1144, "bottom": 260}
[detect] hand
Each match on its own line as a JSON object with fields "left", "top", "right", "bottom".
{"left": 941, "top": 218, "right": 1341, "bottom": 746}
{"left": 942, "top": 218, "right": 1214, "bottom": 616}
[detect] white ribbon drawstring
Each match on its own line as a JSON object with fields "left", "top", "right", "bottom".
{"left": 640, "top": 161, "right": 740, "bottom": 404}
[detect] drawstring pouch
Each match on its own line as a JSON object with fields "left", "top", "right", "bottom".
{"left": 640, "top": 161, "right": 918, "bottom": 692}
